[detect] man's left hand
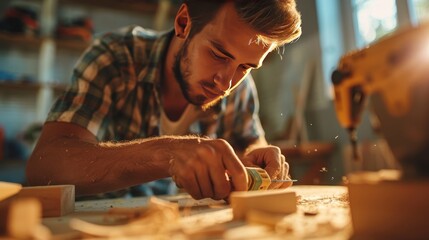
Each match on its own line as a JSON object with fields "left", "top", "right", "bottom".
{"left": 241, "top": 146, "right": 292, "bottom": 189}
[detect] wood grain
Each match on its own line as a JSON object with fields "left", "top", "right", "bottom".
{"left": 230, "top": 189, "right": 297, "bottom": 220}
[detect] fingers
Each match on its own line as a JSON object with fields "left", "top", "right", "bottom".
{"left": 273, "top": 160, "right": 293, "bottom": 189}
{"left": 211, "top": 139, "right": 247, "bottom": 192}
{"left": 195, "top": 166, "right": 214, "bottom": 199}
{"left": 169, "top": 139, "right": 243, "bottom": 200}
{"left": 268, "top": 154, "right": 285, "bottom": 189}
{"left": 244, "top": 146, "right": 292, "bottom": 190}
{"left": 179, "top": 171, "right": 203, "bottom": 199}
{"left": 261, "top": 146, "right": 283, "bottom": 178}
{"left": 208, "top": 159, "right": 232, "bottom": 200}
{"left": 279, "top": 176, "right": 294, "bottom": 188}
{"left": 194, "top": 144, "right": 235, "bottom": 199}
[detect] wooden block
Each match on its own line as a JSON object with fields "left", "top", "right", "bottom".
{"left": 246, "top": 209, "right": 287, "bottom": 227}
{"left": 348, "top": 171, "right": 429, "bottom": 239}
{"left": 0, "top": 182, "right": 22, "bottom": 201}
{"left": 230, "top": 189, "right": 296, "bottom": 220}
{"left": 0, "top": 198, "right": 43, "bottom": 238}
{"left": 15, "top": 185, "right": 75, "bottom": 217}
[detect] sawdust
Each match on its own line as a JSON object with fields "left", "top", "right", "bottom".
{"left": 272, "top": 192, "right": 351, "bottom": 238}
{"left": 68, "top": 191, "right": 351, "bottom": 239}
{"left": 297, "top": 192, "right": 349, "bottom": 208}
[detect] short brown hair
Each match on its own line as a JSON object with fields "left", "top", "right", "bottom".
{"left": 182, "top": 0, "right": 302, "bottom": 47}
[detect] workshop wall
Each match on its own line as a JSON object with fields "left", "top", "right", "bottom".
{"left": 0, "top": 0, "right": 174, "bottom": 183}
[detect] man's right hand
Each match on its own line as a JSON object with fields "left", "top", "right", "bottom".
{"left": 167, "top": 138, "right": 248, "bottom": 200}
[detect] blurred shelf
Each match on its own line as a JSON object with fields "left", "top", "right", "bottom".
{"left": 0, "top": 82, "right": 67, "bottom": 92}
{"left": 60, "top": 0, "right": 179, "bottom": 15}
{"left": 0, "top": 32, "right": 90, "bottom": 51}
{"left": 0, "top": 81, "right": 40, "bottom": 91}
{"left": 0, "top": 32, "right": 43, "bottom": 50}
{"left": 56, "top": 38, "right": 90, "bottom": 51}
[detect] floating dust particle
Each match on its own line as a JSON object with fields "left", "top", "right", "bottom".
{"left": 319, "top": 167, "right": 328, "bottom": 172}
{"left": 335, "top": 135, "right": 339, "bottom": 139}
{"left": 314, "top": 149, "right": 318, "bottom": 152}
{"left": 65, "top": 149, "right": 68, "bottom": 152}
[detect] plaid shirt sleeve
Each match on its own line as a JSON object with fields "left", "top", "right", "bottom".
{"left": 217, "top": 74, "right": 266, "bottom": 151}
{"left": 47, "top": 27, "right": 141, "bottom": 140}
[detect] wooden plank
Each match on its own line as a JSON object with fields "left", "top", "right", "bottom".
{"left": 348, "top": 171, "right": 429, "bottom": 239}
{"left": 230, "top": 189, "right": 297, "bottom": 220}
{"left": 15, "top": 185, "right": 75, "bottom": 217}
{"left": 0, "top": 182, "right": 22, "bottom": 201}
{"left": 0, "top": 198, "right": 46, "bottom": 239}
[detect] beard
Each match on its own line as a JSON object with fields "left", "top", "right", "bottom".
{"left": 173, "top": 40, "right": 226, "bottom": 110}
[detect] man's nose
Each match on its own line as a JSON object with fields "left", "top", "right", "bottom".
{"left": 213, "top": 70, "right": 234, "bottom": 93}
{"left": 213, "top": 75, "right": 232, "bottom": 93}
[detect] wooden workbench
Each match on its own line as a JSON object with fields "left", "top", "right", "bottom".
{"left": 42, "top": 185, "right": 352, "bottom": 239}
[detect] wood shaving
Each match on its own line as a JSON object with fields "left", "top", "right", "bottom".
{"left": 70, "top": 197, "right": 184, "bottom": 239}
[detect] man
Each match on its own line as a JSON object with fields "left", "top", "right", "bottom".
{"left": 26, "top": 0, "right": 302, "bottom": 200}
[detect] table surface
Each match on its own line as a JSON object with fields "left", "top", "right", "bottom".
{"left": 43, "top": 185, "right": 352, "bottom": 239}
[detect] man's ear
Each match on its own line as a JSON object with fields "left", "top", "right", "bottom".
{"left": 174, "top": 3, "right": 191, "bottom": 39}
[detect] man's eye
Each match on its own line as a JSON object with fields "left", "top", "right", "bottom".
{"left": 211, "top": 51, "right": 227, "bottom": 61}
{"left": 240, "top": 65, "right": 251, "bottom": 71}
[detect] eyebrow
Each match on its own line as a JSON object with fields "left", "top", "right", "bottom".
{"left": 209, "top": 40, "right": 260, "bottom": 69}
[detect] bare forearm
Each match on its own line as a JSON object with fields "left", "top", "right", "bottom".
{"left": 27, "top": 136, "right": 173, "bottom": 196}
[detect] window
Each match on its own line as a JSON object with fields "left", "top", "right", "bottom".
{"left": 411, "top": 0, "right": 429, "bottom": 22}
{"left": 316, "top": 0, "right": 429, "bottom": 97}
{"left": 352, "top": 0, "right": 398, "bottom": 47}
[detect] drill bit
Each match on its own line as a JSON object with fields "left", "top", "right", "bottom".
{"left": 348, "top": 127, "right": 360, "bottom": 161}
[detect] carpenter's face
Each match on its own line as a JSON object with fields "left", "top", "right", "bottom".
{"left": 173, "top": 2, "right": 275, "bottom": 110}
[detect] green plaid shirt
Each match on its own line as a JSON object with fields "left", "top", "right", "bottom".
{"left": 48, "top": 25, "right": 265, "bottom": 151}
